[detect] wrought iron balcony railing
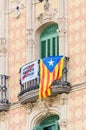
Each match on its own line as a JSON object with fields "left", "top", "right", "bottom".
{"left": 0, "top": 75, "right": 9, "bottom": 111}
{"left": 18, "top": 57, "right": 71, "bottom": 103}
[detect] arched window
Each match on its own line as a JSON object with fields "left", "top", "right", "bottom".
{"left": 34, "top": 115, "right": 59, "bottom": 130}
{"left": 40, "top": 24, "right": 59, "bottom": 58}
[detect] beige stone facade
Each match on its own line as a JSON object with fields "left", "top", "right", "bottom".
{"left": 0, "top": 0, "right": 86, "bottom": 130}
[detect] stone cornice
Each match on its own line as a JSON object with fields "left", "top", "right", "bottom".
{"left": 9, "top": 102, "right": 22, "bottom": 110}
{"left": 71, "top": 82, "right": 86, "bottom": 92}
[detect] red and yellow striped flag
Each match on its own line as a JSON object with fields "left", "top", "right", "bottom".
{"left": 39, "top": 56, "right": 64, "bottom": 99}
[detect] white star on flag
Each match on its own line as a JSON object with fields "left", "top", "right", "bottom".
{"left": 48, "top": 59, "right": 54, "bottom": 66}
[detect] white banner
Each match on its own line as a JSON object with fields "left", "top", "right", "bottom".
{"left": 21, "top": 60, "right": 39, "bottom": 84}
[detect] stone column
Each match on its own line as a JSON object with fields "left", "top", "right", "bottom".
{"left": 57, "top": 18, "right": 66, "bottom": 55}
{"left": 32, "top": 0, "right": 35, "bottom": 30}
{"left": 58, "top": 0, "right": 67, "bottom": 56}
{"left": 24, "top": 103, "right": 33, "bottom": 130}
{"left": 84, "top": 66, "right": 86, "bottom": 82}
{"left": 58, "top": 0, "right": 66, "bottom": 18}
{"left": 0, "top": 0, "right": 6, "bottom": 37}
{"left": 59, "top": 93, "right": 68, "bottom": 130}
{"left": 0, "top": 0, "right": 8, "bottom": 75}
{"left": 0, "top": 112, "right": 7, "bottom": 130}
{"left": 0, "top": 38, "right": 7, "bottom": 74}
{"left": 27, "top": 0, "right": 32, "bottom": 29}
{"left": 27, "top": 29, "right": 35, "bottom": 62}
{"left": 59, "top": 120, "right": 67, "bottom": 130}
{"left": 27, "top": 0, "right": 36, "bottom": 62}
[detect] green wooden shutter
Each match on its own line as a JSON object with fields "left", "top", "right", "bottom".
{"left": 41, "top": 40, "right": 46, "bottom": 58}
{"left": 52, "top": 125, "right": 56, "bottom": 130}
{"left": 34, "top": 126, "right": 43, "bottom": 130}
{"left": 40, "top": 24, "right": 59, "bottom": 58}
{"left": 40, "top": 115, "right": 59, "bottom": 130}
{"left": 55, "top": 121, "right": 59, "bottom": 130}
{"left": 34, "top": 115, "right": 59, "bottom": 130}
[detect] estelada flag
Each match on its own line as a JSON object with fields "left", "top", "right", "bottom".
{"left": 39, "top": 56, "right": 64, "bottom": 99}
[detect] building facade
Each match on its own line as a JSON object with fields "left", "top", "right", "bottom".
{"left": 0, "top": 0, "right": 86, "bottom": 130}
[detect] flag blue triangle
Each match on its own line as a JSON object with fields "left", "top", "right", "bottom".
{"left": 42, "top": 56, "right": 63, "bottom": 72}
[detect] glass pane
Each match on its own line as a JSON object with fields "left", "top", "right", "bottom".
{"left": 44, "top": 126, "right": 52, "bottom": 130}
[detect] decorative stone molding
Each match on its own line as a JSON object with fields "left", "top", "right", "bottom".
{"left": 59, "top": 120, "right": 67, "bottom": 128}
{"left": 0, "top": 38, "right": 7, "bottom": 55}
{"left": 9, "top": 0, "right": 26, "bottom": 18}
{"left": 27, "top": 29, "right": 33, "bottom": 36}
{"left": 52, "top": 94, "right": 60, "bottom": 105}
{"left": 27, "top": 38, "right": 34, "bottom": 46}
{"left": 71, "top": 82, "right": 86, "bottom": 92}
{"left": 0, "top": 47, "right": 7, "bottom": 54}
{"left": 60, "top": 93, "right": 68, "bottom": 105}
{"left": 37, "top": 8, "right": 57, "bottom": 23}
{"left": 27, "top": 29, "right": 34, "bottom": 44}
{"left": 0, "top": 111, "right": 6, "bottom": 121}
{"left": 24, "top": 103, "right": 33, "bottom": 114}
{"left": 37, "top": 0, "right": 57, "bottom": 23}
{"left": 84, "top": 69, "right": 86, "bottom": 76}
{"left": 0, "top": 38, "right": 6, "bottom": 44}
{"left": 37, "top": 98, "right": 52, "bottom": 116}
{"left": 57, "top": 17, "right": 66, "bottom": 36}
{"left": 43, "top": 0, "right": 50, "bottom": 11}
{"left": 84, "top": 67, "right": 86, "bottom": 82}
{"left": 84, "top": 65, "right": 86, "bottom": 79}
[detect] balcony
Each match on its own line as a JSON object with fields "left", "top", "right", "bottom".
{"left": 0, "top": 75, "right": 9, "bottom": 111}
{"left": 18, "top": 57, "right": 71, "bottom": 104}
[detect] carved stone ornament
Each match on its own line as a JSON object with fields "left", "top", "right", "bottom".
{"left": 84, "top": 66, "right": 86, "bottom": 77}
{"left": 37, "top": 9, "right": 57, "bottom": 23}
{"left": 0, "top": 38, "right": 7, "bottom": 54}
{"left": 57, "top": 18, "right": 66, "bottom": 36}
{"left": 0, "top": 111, "right": 6, "bottom": 121}
{"left": 0, "top": 38, "right": 6, "bottom": 44}
{"left": 59, "top": 120, "right": 67, "bottom": 128}
{"left": 37, "top": 98, "right": 52, "bottom": 116}
{"left": 10, "top": 1, "right": 25, "bottom": 18}
{"left": 60, "top": 93, "right": 68, "bottom": 105}
{"left": 26, "top": 29, "right": 34, "bottom": 45}
{"left": 84, "top": 68, "right": 86, "bottom": 82}
{"left": 0, "top": 47, "right": 7, "bottom": 54}
{"left": 27, "top": 29, "right": 33, "bottom": 35}
{"left": 24, "top": 103, "right": 33, "bottom": 114}
{"left": 27, "top": 38, "right": 34, "bottom": 45}
{"left": 43, "top": 0, "right": 50, "bottom": 11}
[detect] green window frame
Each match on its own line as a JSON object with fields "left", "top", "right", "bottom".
{"left": 40, "top": 24, "right": 59, "bottom": 58}
{"left": 33, "top": 115, "right": 59, "bottom": 130}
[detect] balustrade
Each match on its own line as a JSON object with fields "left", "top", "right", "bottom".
{"left": 19, "top": 57, "right": 70, "bottom": 97}
{"left": 0, "top": 75, "right": 8, "bottom": 103}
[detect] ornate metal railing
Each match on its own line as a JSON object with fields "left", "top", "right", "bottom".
{"left": 0, "top": 75, "right": 8, "bottom": 103}
{"left": 19, "top": 57, "right": 70, "bottom": 96}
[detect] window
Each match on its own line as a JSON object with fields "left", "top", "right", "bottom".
{"left": 34, "top": 115, "right": 59, "bottom": 130}
{"left": 40, "top": 24, "right": 59, "bottom": 58}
